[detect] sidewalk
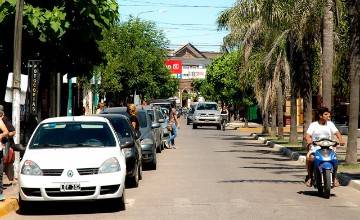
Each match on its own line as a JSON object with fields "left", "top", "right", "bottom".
{"left": 0, "top": 176, "right": 19, "bottom": 217}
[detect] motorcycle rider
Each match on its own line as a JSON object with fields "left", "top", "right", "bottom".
{"left": 304, "top": 107, "right": 345, "bottom": 187}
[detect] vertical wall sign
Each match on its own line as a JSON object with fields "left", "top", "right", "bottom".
{"left": 28, "top": 60, "right": 41, "bottom": 115}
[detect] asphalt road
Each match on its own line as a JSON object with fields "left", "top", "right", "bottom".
{"left": 6, "top": 120, "right": 360, "bottom": 219}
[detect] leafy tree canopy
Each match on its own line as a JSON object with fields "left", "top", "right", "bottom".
{"left": 98, "top": 18, "right": 178, "bottom": 100}
{"left": 0, "top": 0, "right": 118, "bottom": 76}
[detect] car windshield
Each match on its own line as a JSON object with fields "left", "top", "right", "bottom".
{"left": 107, "top": 111, "right": 147, "bottom": 128}
{"left": 29, "top": 122, "right": 116, "bottom": 149}
{"left": 196, "top": 103, "right": 218, "bottom": 111}
{"left": 108, "top": 118, "right": 133, "bottom": 138}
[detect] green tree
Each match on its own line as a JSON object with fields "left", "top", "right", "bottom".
{"left": 0, "top": 0, "right": 118, "bottom": 76}
{"left": 98, "top": 18, "right": 177, "bottom": 101}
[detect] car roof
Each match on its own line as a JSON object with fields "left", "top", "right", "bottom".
{"left": 41, "top": 116, "right": 109, "bottom": 124}
{"left": 104, "top": 107, "right": 147, "bottom": 113}
{"left": 95, "top": 114, "right": 129, "bottom": 120}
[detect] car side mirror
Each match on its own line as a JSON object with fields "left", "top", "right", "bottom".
{"left": 158, "top": 119, "right": 165, "bottom": 123}
{"left": 120, "top": 141, "right": 133, "bottom": 149}
{"left": 151, "top": 122, "right": 161, "bottom": 129}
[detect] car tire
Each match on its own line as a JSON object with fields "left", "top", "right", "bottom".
{"left": 127, "top": 164, "right": 139, "bottom": 188}
{"left": 139, "top": 161, "right": 143, "bottom": 180}
{"left": 18, "top": 194, "right": 31, "bottom": 214}
{"left": 193, "top": 124, "right": 197, "bottom": 129}
{"left": 217, "top": 125, "right": 221, "bottom": 130}
{"left": 149, "top": 149, "right": 157, "bottom": 170}
{"left": 156, "top": 142, "right": 162, "bottom": 153}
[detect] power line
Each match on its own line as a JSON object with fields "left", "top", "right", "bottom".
{"left": 119, "top": 3, "right": 230, "bottom": 9}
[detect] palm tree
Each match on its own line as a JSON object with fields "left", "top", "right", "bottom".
{"left": 321, "top": 0, "right": 335, "bottom": 110}
{"left": 345, "top": 0, "right": 360, "bottom": 164}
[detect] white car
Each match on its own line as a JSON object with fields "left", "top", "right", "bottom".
{"left": 18, "top": 116, "right": 126, "bottom": 211}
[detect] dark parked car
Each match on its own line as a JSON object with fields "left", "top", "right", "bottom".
{"left": 144, "top": 106, "right": 165, "bottom": 152}
{"left": 98, "top": 114, "right": 142, "bottom": 187}
{"left": 102, "top": 107, "right": 160, "bottom": 170}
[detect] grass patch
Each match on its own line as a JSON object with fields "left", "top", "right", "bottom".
{"left": 338, "top": 163, "right": 360, "bottom": 172}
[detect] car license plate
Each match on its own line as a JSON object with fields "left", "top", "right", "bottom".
{"left": 205, "top": 120, "right": 209, "bottom": 122}
{"left": 60, "top": 183, "right": 81, "bottom": 192}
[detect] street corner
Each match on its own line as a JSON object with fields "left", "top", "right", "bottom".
{"left": 0, "top": 198, "right": 19, "bottom": 218}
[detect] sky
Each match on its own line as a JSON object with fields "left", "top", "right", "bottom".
{"left": 118, "top": 0, "right": 235, "bottom": 52}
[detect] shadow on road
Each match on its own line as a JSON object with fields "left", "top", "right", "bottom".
{"left": 297, "top": 191, "right": 336, "bottom": 198}
{"left": 240, "top": 166, "right": 304, "bottom": 170}
{"left": 218, "top": 179, "right": 304, "bottom": 184}
{"left": 238, "top": 156, "right": 291, "bottom": 161}
{"left": 16, "top": 200, "right": 123, "bottom": 216}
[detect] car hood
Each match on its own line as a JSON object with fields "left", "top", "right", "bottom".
{"left": 22, "top": 147, "right": 122, "bottom": 169}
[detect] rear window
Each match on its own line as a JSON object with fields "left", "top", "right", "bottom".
{"left": 108, "top": 118, "right": 133, "bottom": 138}
{"left": 29, "top": 122, "right": 116, "bottom": 149}
{"left": 196, "top": 103, "right": 218, "bottom": 111}
{"left": 137, "top": 112, "right": 148, "bottom": 128}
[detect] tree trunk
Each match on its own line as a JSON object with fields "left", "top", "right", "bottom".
{"left": 302, "top": 51, "right": 313, "bottom": 142}
{"left": 345, "top": 1, "right": 360, "bottom": 164}
{"left": 277, "top": 83, "right": 284, "bottom": 139}
{"left": 270, "top": 101, "right": 277, "bottom": 137}
{"left": 321, "top": 0, "right": 334, "bottom": 110}
{"left": 290, "top": 86, "right": 298, "bottom": 144}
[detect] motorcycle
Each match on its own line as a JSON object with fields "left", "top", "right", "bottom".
{"left": 311, "top": 138, "right": 338, "bottom": 199}
{"left": 220, "top": 114, "right": 228, "bottom": 131}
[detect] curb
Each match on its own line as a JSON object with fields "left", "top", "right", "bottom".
{"left": 0, "top": 198, "right": 19, "bottom": 218}
{"left": 250, "top": 133, "right": 306, "bottom": 164}
{"left": 250, "top": 133, "right": 360, "bottom": 191}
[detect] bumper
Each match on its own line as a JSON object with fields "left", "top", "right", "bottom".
{"left": 19, "top": 172, "right": 126, "bottom": 201}
{"left": 193, "top": 117, "right": 221, "bottom": 126}
{"left": 141, "top": 144, "right": 155, "bottom": 163}
{"left": 125, "top": 157, "right": 137, "bottom": 177}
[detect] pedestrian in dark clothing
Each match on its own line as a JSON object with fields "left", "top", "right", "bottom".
{"left": 0, "top": 107, "right": 9, "bottom": 201}
{"left": 1, "top": 112, "right": 16, "bottom": 183}
{"left": 127, "top": 104, "right": 140, "bottom": 136}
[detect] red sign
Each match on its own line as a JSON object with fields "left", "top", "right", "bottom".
{"left": 165, "top": 60, "right": 182, "bottom": 74}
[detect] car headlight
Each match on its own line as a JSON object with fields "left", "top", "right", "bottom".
{"left": 21, "top": 160, "right": 43, "bottom": 176}
{"left": 141, "top": 138, "right": 153, "bottom": 145}
{"left": 98, "top": 157, "right": 120, "bottom": 174}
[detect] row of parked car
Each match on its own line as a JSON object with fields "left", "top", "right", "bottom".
{"left": 17, "top": 105, "right": 172, "bottom": 213}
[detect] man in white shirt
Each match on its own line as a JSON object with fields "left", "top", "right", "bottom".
{"left": 304, "top": 107, "right": 345, "bottom": 187}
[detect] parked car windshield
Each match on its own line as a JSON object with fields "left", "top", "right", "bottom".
{"left": 29, "top": 122, "right": 116, "bottom": 149}
{"left": 196, "top": 103, "right": 218, "bottom": 111}
{"left": 108, "top": 118, "right": 133, "bottom": 138}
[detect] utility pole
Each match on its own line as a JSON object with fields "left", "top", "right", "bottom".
{"left": 12, "top": 0, "right": 24, "bottom": 179}
{"left": 12, "top": 0, "right": 24, "bottom": 145}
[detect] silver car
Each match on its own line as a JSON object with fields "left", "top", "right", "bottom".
{"left": 192, "top": 102, "right": 221, "bottom": 130}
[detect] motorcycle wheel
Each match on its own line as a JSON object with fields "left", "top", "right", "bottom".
{"left": 323, "top": 169, "right": 332, "bottom": 199}
{"left": 315, "top": 170, "right": 324, "bottom": 196}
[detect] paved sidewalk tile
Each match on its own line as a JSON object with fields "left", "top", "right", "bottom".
{"left": 0, "top": 176, "right": 19, "bottom": 217}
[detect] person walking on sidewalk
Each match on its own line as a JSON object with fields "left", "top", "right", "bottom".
{"left": 304, "top": 106, "right": 345, "bottom": 187}
{"left": 168, "top": 103, "right": 179, "bottom": 149}
{"left": 0, "top": 108, "right": 9, "bottom": 201}
{"left": 0, "top": 105, "right": 16, "bottom": 184}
